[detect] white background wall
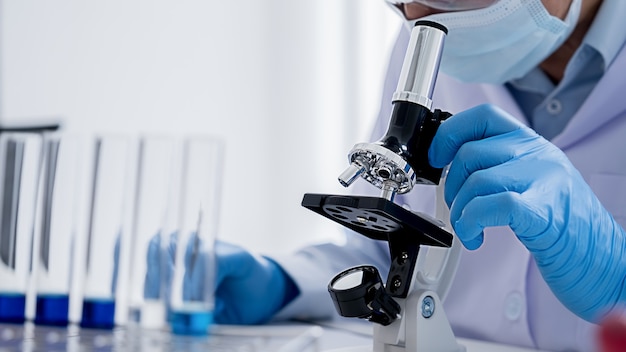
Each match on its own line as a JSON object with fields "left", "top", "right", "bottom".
{"left": 0, "top": 0, "right": 401, "bottom": 255}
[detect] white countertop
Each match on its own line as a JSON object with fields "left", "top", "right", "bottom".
{"left": 0, "top": 320, "right": 550, "bottom": 352}
{"left": 314, "top": 319, "right": 549, "bottom": 352}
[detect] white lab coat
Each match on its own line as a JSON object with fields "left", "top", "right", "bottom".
{"left": 275, "top": 27, "right": 626, "bottom": 352}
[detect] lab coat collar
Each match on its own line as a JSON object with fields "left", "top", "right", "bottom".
{"left": 551, "top": 44, "right": 626, "bottom": 150}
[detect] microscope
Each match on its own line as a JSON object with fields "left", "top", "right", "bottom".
{"left": 302, "top": 20, "right": 465, "bottom": 352}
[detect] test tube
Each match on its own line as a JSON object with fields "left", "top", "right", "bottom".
{"left": 32, "top": 134, "right": 81, "bottom": 326}
{"left": 126, "top": 136, "right": 177, "bottom": 329}
{"left": 0, "top": 134, "right": 42, "bottom": 323}
{"left": 168, "top": 136, "right": 224, "bottom": 335}
{"left": 79, "top": 136, "right": 133, "bottom": 329}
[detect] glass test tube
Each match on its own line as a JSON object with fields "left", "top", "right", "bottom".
{"left": 168, "top": 137, "right": 224, "bottom": 335}
{"left": 33, "top": 134, "right": 81, "bottom": 326}
{"left": 80, "top": 136, "right": 132, "bottom": 329}
{"left": 0, "top": 134, "right": 42, "bottom": 323}
{"left": 126, "top": 136, "right": 177, "bottom": 329}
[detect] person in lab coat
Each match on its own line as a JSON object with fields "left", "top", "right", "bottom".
{"left": 190, "top": 0, "right": 626, "bottom": 350}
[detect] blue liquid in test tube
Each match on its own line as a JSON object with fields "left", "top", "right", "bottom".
{"left": 34, "top": 294, "right": 70, "bottom": 326}
{"left": 170, "top": 309, "right": 214, "bottom": 335}
{"left": 81, "top": 298, "right": 116, "bottom": 329}
{"left": 0, "top": 293, "right": 26, "bottom": 324}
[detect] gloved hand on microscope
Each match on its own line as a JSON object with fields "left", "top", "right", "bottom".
{"left": 429, "top": 104, "right": 626, "bottom": 323}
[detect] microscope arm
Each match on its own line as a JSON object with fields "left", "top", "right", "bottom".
{"left": 431, "top": 168, "right": 462, "bottom": 301}
{"left": 372, "top": 177, "right": 464, "bottom": 352}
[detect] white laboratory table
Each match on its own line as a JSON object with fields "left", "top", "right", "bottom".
{"left": 0, "top": 320, "right": 550, "bottom": 352}
{"left": 316, "top": 319, "right": 549, "bottom": 352}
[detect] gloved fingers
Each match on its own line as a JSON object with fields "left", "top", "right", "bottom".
{"left": 168, "top": 231, "right": 178, "bottom": 259}
{"left": 183, "top": 233, "right": 200, "bottom": 269}
{"left": 444, "top": 129, "right": 544, "bottom": 207}
{"left": 462, "top": 232, "right": 485, "bottom": 251}
{"left": 214, "top": 300, "right": 240, "bottom": 324}
{"left": 213, "top": 242, "right": 291, "bottom": 325}
{"left": 429, "top": 104, "right": 525, "bottom": 168}
{"left": 144, "top": 233, "right": 162, "bottom": 299}
{"left": 453, "top": 190, "right": 554, "bottom": 251}
{"left": 183, "top": 233, "right": 205, "bottom": 301}
{"left": 448, "top": 162, "right": 532, "bottom": 225}
{"left": 444, "top": 134, "right": 521, "bottom": 207}
{"left": 214, "top": 241, "right": 261, "bottom": 287}
{"left": 165, "top": 239, "right": 252, "bottom": 324}
{"left": 453, "top": 191, "right": 535, "bottom": 249}
{"left": 146, "top": 232, "right": 162, "bottom": 268}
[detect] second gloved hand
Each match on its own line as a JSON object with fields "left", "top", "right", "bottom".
{"left": 145, "top": 235, "right": 299, "bottom": 325}
{"left": 212, "top": 241, "right": 299, "bottom": 324}
{"left": 428, "top": 104, "right": 626, "bottom": 323}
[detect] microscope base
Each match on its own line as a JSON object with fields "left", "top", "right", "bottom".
{"left": 326, "top": 345, "right": 466, "bottom": 352}
{"left": 326, "top": 343, "right": 466, "bottom": 352}
{"left": 378, "top": 290, "right": 464, "bottom": 352}
{"left": 327, "top": 291, "right": 465, "bottom": 352}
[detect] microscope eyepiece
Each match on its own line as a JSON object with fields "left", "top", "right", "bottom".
{"left": 392, "top": 21, "right": 447, "bottom": 108}
{"left": 413, "top": 20, "right": 448, "bottom": 34}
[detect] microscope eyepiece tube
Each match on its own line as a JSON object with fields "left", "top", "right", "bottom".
{"left": 336, "top": 20, "right": 449, "bottom": 192}
{"left": 392, "top": 20, "right": 447, "bottom": 109}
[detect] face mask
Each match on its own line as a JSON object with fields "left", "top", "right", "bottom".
{"left": 390, "top": 0, "right": 582, "bottom": 84}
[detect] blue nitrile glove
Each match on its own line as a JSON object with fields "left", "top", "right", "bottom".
{"left": 145, "top": 234, "right": 299, "bottom": 325}
{"left": 211, "top": 241, "right": 299, "bottom": 324}
{"left": 144, "top": 231, "right": 174, "bottom": 300}
{"left": 428, "top": 104, "right": 626, "bottom": 323}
